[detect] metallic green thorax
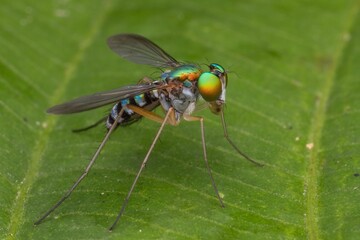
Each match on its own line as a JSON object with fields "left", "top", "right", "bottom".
{"left": 161, "top": 64, "right": 202, "bottom": 82}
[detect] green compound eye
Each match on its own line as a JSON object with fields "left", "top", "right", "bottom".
{"left": 198, "top": 72, "right": 222, "bottom": 101}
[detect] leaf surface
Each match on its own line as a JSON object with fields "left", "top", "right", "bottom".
{"left": 0, "top": 0, "right": 359, "bottom": 239}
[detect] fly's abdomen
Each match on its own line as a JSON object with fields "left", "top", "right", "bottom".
{"left": 106, "top": 91, "right": 159, "bottom": 129}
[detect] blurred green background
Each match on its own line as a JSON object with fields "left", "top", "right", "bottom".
{"left": 0, "top": 0, "right": 359, "bottom": 239}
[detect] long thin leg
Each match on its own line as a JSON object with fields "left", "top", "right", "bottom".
{"left": 184, "top": 115, "right": 224, "bottom": 208}
{"left": 34, "top": 108, "right": 125, "bottom": 225}
{"left": 220, "top": 110, "right": 263, "bottom": 166}
{"left": 72, "top": 116, "right": 108, "bottom": 133}
{"left": 108, "top": 107, "right": 175, "bottom": 231}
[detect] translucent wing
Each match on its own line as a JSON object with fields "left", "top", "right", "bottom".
{"left": 47, "top": 83, "right": 162, "bottom": 114}
{"left": 107, "top": 34, "right": 180, "bottom": 68}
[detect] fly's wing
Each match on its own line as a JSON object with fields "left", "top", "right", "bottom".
{"left": 193, "top": 96, "right": 210, "bottom": 113}
{"left": 47, "top": 84, "right": 162, "bottom": 114}
{"left": 107, "top": 34, "right": 180, "bottom": 68}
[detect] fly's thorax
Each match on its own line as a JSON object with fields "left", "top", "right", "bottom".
{"left": 161, "top": 64, "right": 202, "bottom": 82}
{"left": 170, "top": 82, "right": 198, "bottom": 113}
{"left": 158, "top": 92, "right": 182, "bottom": 123}
{"left": 158, "top": 79, "right": 199, "bottom": 122}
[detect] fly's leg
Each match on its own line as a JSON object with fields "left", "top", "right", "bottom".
{"left": 183, "top": 114, "right": 225, "bottom": 208}
{"left": 127, "top": 104, "right": 171, "bottom": 124}
{"left": 220, "top": 110, "right": 263, "bottom": 166}
{"left": 34, "top": 108, "right": 125, "bottom": 226}
{"left": 72, "top": 116, "right": 108, "bottom": 133}
{"left": 109, "top": 107, "right": 176, "bottom": 231}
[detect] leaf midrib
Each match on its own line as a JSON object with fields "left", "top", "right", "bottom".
{"left": 6, "top": 1, "right": 113, "bottom": 238}
{"left": 304, "top": 4, "right": 359, "bottom": 240}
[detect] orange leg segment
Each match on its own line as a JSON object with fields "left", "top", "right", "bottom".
{"left": 126, "top": 104, "right": 178, "bottom": 126}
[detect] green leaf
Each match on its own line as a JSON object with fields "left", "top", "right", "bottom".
{"left": 1, "top": 0, "right": 359, "bottom": 239}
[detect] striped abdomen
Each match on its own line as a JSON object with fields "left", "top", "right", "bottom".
{"left": 106, "top": 91, "right": 160, "bottom": 129}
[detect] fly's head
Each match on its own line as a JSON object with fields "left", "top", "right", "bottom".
{"left": 197, "top": 63, "right": 227, "bottom": 114}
